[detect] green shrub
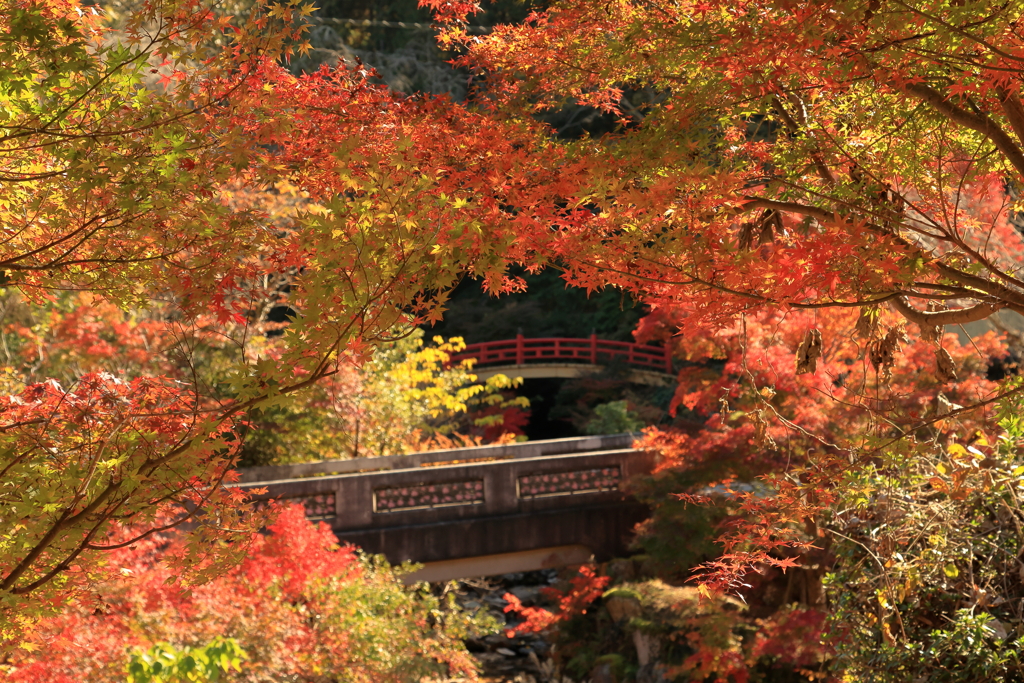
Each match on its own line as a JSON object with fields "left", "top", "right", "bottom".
{"left": 824, "top": 395, "right": 1024, "bottom": 681}
{"left": 584, "top": 400, "right": 644, "bottom": 435}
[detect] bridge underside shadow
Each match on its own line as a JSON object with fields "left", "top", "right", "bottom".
{"left": 402, "top": 546, "right": 595, "bottom": 584}
{"left": 474, "top": 362, "right": 672, "bottom": 386}
{"left": 334, "top": 500, "right": 650, "bottom": 582}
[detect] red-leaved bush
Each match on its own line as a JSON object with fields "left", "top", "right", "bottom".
{"left": 4, "top": 505, "right": 484, "bottom": 682}
{"left": 503, "top": 565, "right": 611, "bottom": 636}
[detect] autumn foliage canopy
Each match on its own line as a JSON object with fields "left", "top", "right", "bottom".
{"left": 4, "top": 0, "right": 1024, "bottom": 676}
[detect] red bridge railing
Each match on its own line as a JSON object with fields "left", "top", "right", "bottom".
{"left": 451, "top": 334, "right": 672, "bottom": 374}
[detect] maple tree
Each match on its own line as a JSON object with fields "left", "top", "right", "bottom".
{"left": 0, "top": 0, "right": 312, "bottom": 636}
{"left": 417, "top": 0, "right": 1024, "bottom": 560}
{"left": 414, "top": 0, "right": 1024, "bottom": 676}
{"left": 624, "top": 304, "right": 1004, "bottom": 572}
{"left": 432, "top": 0, "right": 1024, "bottom": 338}
{"left": 628, "top": 307, "right": 1024, "bottom": 678}
{"left": 0, "top": 0, "right": 560, "bottom": 640}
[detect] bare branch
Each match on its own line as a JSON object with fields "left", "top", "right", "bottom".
{"left": 902, "top": 81, "right": 1024, "bottom": 179}
{"left": 770, "top": 95, "right": 836, "bottom": 186}
{"left": 935, "top": 262, "right": 1024, "bottom": 312}
{"left": 997, "top": 86, "right": 1024, "bottom": 148}
{"left": 889, "top": 295, "right": 1002, "bottom": 327}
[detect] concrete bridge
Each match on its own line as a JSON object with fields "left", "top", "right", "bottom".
{"left": 237, "top": 435, "right": 657, "bottom": 581}
{"left": 451, "top": 335, "right": 674, "bottom": 386}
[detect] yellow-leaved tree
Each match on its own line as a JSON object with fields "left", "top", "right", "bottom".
{"left": 238, "top": 328, "right": 530, "bottom": 464}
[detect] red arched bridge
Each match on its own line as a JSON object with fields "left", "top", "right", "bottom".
{"left": 450, "top": 334, "right": 673, "bottom": 383}
{"left": 236, "top": 435, "right": 657, "bottom": 582}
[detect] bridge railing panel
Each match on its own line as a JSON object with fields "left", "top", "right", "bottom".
{"left": 374, "top": 479, "right": 485, "bottom": 513}
{"left": 241, "top": 448, "right": 657, "bottom": 532}
{"left": 517, "top": 466, "right": 620, "bottom": 499}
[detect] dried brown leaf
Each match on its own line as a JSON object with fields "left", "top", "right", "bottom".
{"left": 933, "top": 393, "right": 963, "bottom": 417}
{"left": 738, "top": 222, "right": 755, "bottom": 250}
{"left": 855, "top": 307, "right": 878, "bottom": 339}
{"left": 920, "top": 302, "right": 945, "bottom": 342}
{"left": 868, "top": 324, "right": 907, "bottom": 382}
{"left": 751, "top": 408, "right": 776, "bottom": 449}
{"left": 738, "top": 209, "right": 780, "bottom": 250}
{"left": 796, "top": 328, "right": 823, "bottom": 374}
{"left": 920, "top": 323, "right": 942, "bottom": 343}
{"left": 935, "top": 346, "right": 958, "bottom": 383}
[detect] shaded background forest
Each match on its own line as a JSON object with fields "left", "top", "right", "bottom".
{"left": 284, "top": 0, "right": 683, "bottom": 441}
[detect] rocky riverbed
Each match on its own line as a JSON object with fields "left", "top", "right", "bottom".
{"left": 444, "top": 569, "right": 567, "bottom": 683}
{"left": 440, "top": 562, "right": 757, "bottom": 683}
{"left": 436, "top": 550, "right": 833, "bottom": 683}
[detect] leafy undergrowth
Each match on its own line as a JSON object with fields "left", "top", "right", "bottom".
{"left": 3, "top": 505, "right": 494, "bottom": 682}
{"left": 823, "top": 408, "right": 1024, "bottom": 682}
{"left": 504, "top": 565, "right": 830, "bottom": 683}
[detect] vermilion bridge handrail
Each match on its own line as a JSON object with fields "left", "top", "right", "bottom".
{"left": 451, "top": 334, "right": 672, "bottom": 374}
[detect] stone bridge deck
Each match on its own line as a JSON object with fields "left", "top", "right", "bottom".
{"left": 238, "top": 435, "right": 657, "bottom": 580}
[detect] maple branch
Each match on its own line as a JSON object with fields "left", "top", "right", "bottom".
{"left": 911, "top": 281, "right": 976, "bottom": 294}
{"left": 83, "top": 514, "right": 190, "bottom": 552}
{"left": 567, "top": 248, "right": 913, "bottom": 311}
{"left": 10, "top": 497, "right": 126, "bottom": 596}
{"left": 737, "top": 197, "right": 836, "bottom": 224}
{"left": 3, "top": 390, "right": 267, "bottom": 596}
{"left": 0, "top": 168, "right": 73, "bottom": 183}
{"left": 868, "top": 382, "right": 1024, "bottom": 458}
{"left": 41, "top": 35, "right": 161, "bottom": 135}
{"left": 770, "top": 95, "right": 836, "bottom": 186}
{"left": 85, "top": 462, "right": 238, "bottom": 553}
{"left": 739, "top": 196, "right": 1024, "bottom": 318}
{"left": 889, "top": 0, "right": 1024, "bottom": 65}
{"left": 0, "top": 9, "right": 260, "bottom": 153}
{"left": 0, "top": 418, "right": 46, "bottom": 433}
{"left": 0, "top": 445, "right": 43, "bottom": 484}
{"left": 0, "top": 212, "right": 112, "bottom": 268}
{"left": 888, "top": 295, "right": 1002, "bottom": 327}
{"left": 643, "top": 189, "right": 1024, "bottom": 324}
{"left": 997, "top": 87, "right": 1024, "bottom": 147}
{"left": 901, "top": 82, "right": 1024, "bottom": 179}
{"left": 935, "top": 262, "right": 1024, "bottom": 312}
{"left": 5, "top": 399, "right": 247, "bottom": 595}
{"left": 0, "top": 478, "right": 122, "bottom": 591}
{"left": 791, "top": 293, "right": 903, "bottom": 309}
{"left": 941, "top": 230, "right": 1024, "bottom": 296}
{"left": 137, "top": 353, "right": 345, "bottom": 478}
